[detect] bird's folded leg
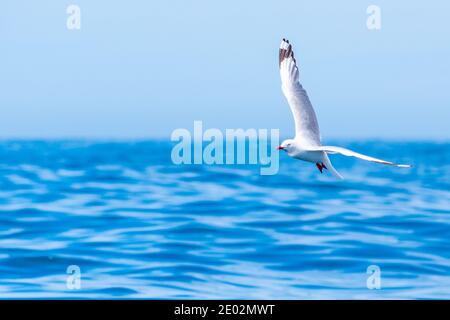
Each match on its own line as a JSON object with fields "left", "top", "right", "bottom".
{"left": 316, "top": 163, "right": 324, "bottom": 173}
{"left": 316, "top": 162, "right": 327, "bottom": 173}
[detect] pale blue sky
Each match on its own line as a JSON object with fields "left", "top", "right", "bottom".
{"left": 1, "top": 1, "right": 449, "bottom": 139}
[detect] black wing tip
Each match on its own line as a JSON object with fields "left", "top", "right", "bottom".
{"left": 279, "top": 38, "right": 296, "bottom": 66}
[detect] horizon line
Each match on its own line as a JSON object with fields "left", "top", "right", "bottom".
{"left": 0, "top": 136, "right": 449, "bottom": 143}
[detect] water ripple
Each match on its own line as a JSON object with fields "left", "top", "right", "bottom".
{"left": 0, "top": 140, "right": 449, "bottom": 298}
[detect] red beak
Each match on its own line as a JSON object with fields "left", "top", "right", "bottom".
{"left": 277, "top": 146, "right": 284, "bottom": 150}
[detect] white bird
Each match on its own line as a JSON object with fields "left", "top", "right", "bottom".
{"left": 277, "top": 38, "right": 411, "bottom": 179}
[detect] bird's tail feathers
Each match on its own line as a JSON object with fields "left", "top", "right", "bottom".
{"left": 322, "top": 153, "right": 344, "bottom": 180}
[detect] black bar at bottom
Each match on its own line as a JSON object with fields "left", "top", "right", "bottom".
{"left": 0, "top": 300, "right": 445, "bottom": 318}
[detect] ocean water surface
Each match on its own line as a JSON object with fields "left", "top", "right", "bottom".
{"left": 0, "top": 140, "right": 449, "bottom": 299}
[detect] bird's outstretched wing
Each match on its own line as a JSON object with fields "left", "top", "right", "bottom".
{"left": 307, "top": 145, "right": 412, "bottom": 168}
{"left": 279, "top": 38, "right": 321, "bottom": 146}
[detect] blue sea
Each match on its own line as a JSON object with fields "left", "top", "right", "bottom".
{"left": 0, "top": 140, "right": 449, "bottom": 299}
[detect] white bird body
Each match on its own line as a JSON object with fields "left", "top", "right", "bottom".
{"left": 292, "top": 149, "right": 324, "bottom": 163}
{"left": 277, "top": 39, "right": 411, "bottom": 179}
{"left": 283, "top": 141, "right": 322, "bottom": 163}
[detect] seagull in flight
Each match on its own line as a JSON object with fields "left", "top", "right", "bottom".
{"left": 277, "top": 39, "right": 411, "bottom": 179}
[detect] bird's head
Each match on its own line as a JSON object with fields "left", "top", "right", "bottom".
{"left": 277, "top": 139, "right": 296, "bottom": 154}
